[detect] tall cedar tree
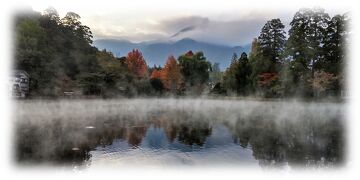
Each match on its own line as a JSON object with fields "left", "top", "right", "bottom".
{"left": 251, "top": 19, "right": 285, "bottom": 95}
{"left": 257, "top": 18, "right": 286, "bottom": 73}
{"left": 285, "top": 8, "right": 330, "bottom": 77}
{"left": 284, "top": 8, "right": 331, "bottom": 97}
{"left": 322, "top": 14, "right": 348, "bottom": 75}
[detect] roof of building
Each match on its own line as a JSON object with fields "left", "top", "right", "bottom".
{"left": 13, "top": 70, "right": 29, "bottom": 78}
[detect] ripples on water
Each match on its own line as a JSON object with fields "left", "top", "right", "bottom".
{"left": 14, "top": 99, "right": 345, "bottom": 169}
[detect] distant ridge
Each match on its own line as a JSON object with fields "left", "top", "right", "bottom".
{"left": 93, "top": 38, "right": 251, "bottom": 70}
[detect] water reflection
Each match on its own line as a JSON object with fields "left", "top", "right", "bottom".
{"left": 227, "top": 115, "right": 344, "bottom": 168}
{"left": 15, "top": 99, "right": 345, "bottom": 169}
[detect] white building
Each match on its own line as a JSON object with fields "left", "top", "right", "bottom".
{"left": 10, "top": 70, "right": 29, "bottom": 98}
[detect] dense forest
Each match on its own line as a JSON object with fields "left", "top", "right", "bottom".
{"left": 14, "top": 7, "right": 348, "bottom": 99}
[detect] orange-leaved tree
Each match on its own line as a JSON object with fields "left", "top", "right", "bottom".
{"left": 149, "top": 68, "right": 164, "bottom": 93}
{"left": 125, "top": 49, "right": 148, "bottom": 79}
{"left": 150, "top": 69, "right": 163, "bottom": 80}
{"left": 161, "top": 56, "right": 183, "bottom": 92}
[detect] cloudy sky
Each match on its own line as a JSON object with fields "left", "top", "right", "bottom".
{"left": 26, "top": 0, "right": 349, "bottom": 46}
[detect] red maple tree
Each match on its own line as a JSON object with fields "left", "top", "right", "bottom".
{"left": 125, "top": 49, "right": 148, "bottom": 78}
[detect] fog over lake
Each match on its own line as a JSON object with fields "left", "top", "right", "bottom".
{"left": 14, "top": 99, "right": 345, "bottom": 170}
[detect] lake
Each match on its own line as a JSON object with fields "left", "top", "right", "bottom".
{"left": 14, "top": 99, "right": 345, "bottom": 170}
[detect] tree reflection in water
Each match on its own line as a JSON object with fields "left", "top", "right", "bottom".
{"left": 227, "top": 115, "right": 344, "bottom": 168}
{"left": 15, "top": 100, "right": 344, "bottom": 168}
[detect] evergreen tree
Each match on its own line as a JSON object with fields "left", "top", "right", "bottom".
{"left": 285, "top": 8, "right": 330, "bottom": 77}
{"left": 223, "top": 56, "right": 239, "bottom": 94}
{"left": 231, "top": 53, "right": 238, "bottom": 64}
{"left": 284, "top": 8, "right": 331, "bottom": 97}
{"left": 322, "top": 14, "right": 348, "bottom": 75}
{"left": 257, "top": 18, "right": 286, "bottom": 73}
{"left": 250, "top": 19, "right": 286, "bottom": 96}
{"left": 237, "top": 52, "right": 252, "bottom": 95}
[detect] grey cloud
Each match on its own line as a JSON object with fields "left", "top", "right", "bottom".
{"left": 93, "top": 14, "right": 288, "bottom": 46}
{"left": 158, "top": 16, "right": 209, "bottom": 33}
{"left": 198, "top": 18, "right": 268, "bottom": 46}
{"left": 93, "top": 31, "right": 167, "bottom": 43}
{"left": 170, "top": 25, "right": 196, "bottom": 38}
{"left": 157, "top": 15, "right": 271, "bottom": 45}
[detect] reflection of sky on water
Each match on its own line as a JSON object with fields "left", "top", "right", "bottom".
{"left": 90, "top": 124, "right": 258, "bottom": 167}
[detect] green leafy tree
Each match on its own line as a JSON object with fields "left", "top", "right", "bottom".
{"left": 15, "top": 9, "right": 102, "bottom": 96}
{"left": 178, "top": 51, "right": 211, "bottom": 94}
{"left": 97, "top": 50, "right": 129, "bottom": 97}
{"left": 15, "top": 13, "right": 57, "bottom": 96}
{"left": 61, "top": 12, "right": 93, "bottom": 44}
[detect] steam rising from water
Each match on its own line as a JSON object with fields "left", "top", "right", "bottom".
{"left": 15, "top": 98, "right": 344, "bottom": 122}
{"left": 14, "top": 98, "right": 345, "bottom": 169}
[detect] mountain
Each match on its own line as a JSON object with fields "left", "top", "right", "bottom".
{"left": 93, "top": 38, "right": 251, "bottom": 70}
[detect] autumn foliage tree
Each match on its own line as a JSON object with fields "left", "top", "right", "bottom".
{"left": 161, "top": 56, "right": 183, "bottom": 92}
{"left": 125, "top": 49, "right": 148, "bottom": 79}
{"left": 257, "top": 72, "right": 281, "bottom": 97}
{"left": 149, "top": 56, "right": 183, "bottom": 94}
{"left": 309, "top": 71, "right": 338, "bottom": 97}
{"left": 150, "top": 69, "right": 162, "bottom": 79}
{"left": 150, "top": 67, "right": 164, "bottom": 94}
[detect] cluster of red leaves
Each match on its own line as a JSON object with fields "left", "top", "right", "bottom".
{"left": 257, "top": 72, "right": 279, "bottom": 87}
{"left": 125, "top": 49, "right": 148, "bottom": 78}
{"left": 185, "top": 50, "right": 194, "bottom": 57}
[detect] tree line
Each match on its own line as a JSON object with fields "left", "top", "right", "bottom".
{"left": 219, "top": 9, "right": 348, "bottom": 98}
{"left": 14, "top": 8, "right": 348, "bottom": 98}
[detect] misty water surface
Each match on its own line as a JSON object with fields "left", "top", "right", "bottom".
{"left": 14, "top": 99, "right": 345, "bottom": 169}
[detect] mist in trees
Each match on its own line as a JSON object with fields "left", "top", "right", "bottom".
{"left": 13, "top": 7, "right": 348, "bottom": 99}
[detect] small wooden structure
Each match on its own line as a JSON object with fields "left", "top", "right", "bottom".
{"left": 10, "top": 70, "right": 29, "bottom": 98}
